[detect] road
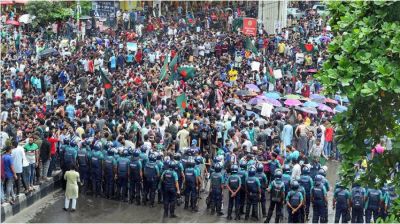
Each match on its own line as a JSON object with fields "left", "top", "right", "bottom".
{"left": 6, "top": 161, "right": 340, "bottom": 223}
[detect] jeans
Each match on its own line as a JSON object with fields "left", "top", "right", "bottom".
{"left": 65, "top": 198, "right": 77, "bottom": 210}
{"left": 28, "top": 163, "right": 36, "bottom": 186}
{"left": 41, "top": 160, "right": 50, "bottom": 178}
{"left": 324, "top": 141, "right": 332, "bottom": 157}
{"left": 5, "top": 177, "right": 15, "bottom": 201}
{"left": 15, "top": 172, "right": 28, "bottom": 194}
{"left": 47, "top": 155, "right": 56, "bottom": 177}
{"left": 0, "top": 180, "right": 4, "bottom": 203}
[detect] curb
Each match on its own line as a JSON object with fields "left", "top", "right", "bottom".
{"left": 1, "top": 170, "right": 63, "bottom": 222}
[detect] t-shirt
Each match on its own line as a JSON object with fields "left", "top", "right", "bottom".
{"left": 24, "top": 143, "right": 38, "bottom": 164}
{"left": 2, "top": 154, "right": 14, "bottom": 178}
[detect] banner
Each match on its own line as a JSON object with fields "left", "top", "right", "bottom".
{"left": 127, "top": 42, "right": 137, "bottom": 52}
{"left": 243, "top": 18, "right": 257, "bottom": 36}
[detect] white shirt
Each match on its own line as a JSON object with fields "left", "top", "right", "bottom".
{"left": 291, "top": 163, "right": 301, "bottom": 180}
{"left": 242, "top": 140, "right": 253, "bottom": 153}
{"left": 12, "top": 146, "right": 29, "bottom": 173}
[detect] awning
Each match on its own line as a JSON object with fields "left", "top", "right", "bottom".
{"left": 15, "top": 0, "right": 29, "bottom": 4}
{"left": 0, "top": 0, "right": 14, "bottom": 5}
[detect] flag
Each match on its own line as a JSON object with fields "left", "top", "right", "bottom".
{"left": 176, "top": 93, "right": 188, "bottom": 112}
{"left": 178, "top": 67, "right": 196, "bottom": 81}
{"left": 232, "top": 18, "right": 243, "bottom": 31}
{"left": 186, "top": 12, "right": 195, "bottom": 26}
{"left": 99, "top": 67, "right": 113, "bottom": 98}
{"left": 145, "top": 91, "right": 152, "bottom": 125}
{"left": 243, "top": 18, "right": 257, "bottom": 36}
{"left": 160, "top": 63, "right": 167, "bottom": 81}
{"left": 245, "top": 37, "right": 258, "bottom": 54}
{"left": 300, "top": 43, "right": 318, "bottom": 54}
{"left": 169, "top": 53, "right": 179, "bottom": 72}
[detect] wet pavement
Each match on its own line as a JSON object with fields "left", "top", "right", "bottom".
{"left": 7, "top": 161, "right": 340, "bottom": 223}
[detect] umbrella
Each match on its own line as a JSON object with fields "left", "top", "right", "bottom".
{"left": 265, "top": 98, "right": 282, "bottom": 107}
{"left": 325, "top": 98, "right": 338, "bottom": 104}
{"left": 223, "top": 82, "right": 232, "bottom": 87}
{"left": 245, "top": 84, "right": 260, "bottom": 92}
{"left": 303, "top": 101, "right": 319, "bottom": 107}
{"left": 284, "top": 99, "right": 302, "bottom": 106}
{"left": 226, "top": 98, "right": 243, "bottom": 105}
{"left": 39, "top": 48, "right": 59, "bottom": 59}
{"left": 246, "top": 110, "right": 260, "bottom": 118}
{"left": 0, "top": 0, "right": 13, "bottom": 5}
{"left": 285, "top": 94, "right": 301, "bottom": 100}
{"left": 296, "top": 106, "right": 318, "bottom": 115}
{"left": 310, "top": 94, "right": 326, "bottom": 100}
{"left": 235, "top": 90, "right": 257, "bottom": 97}
{"left": 248, "top": 97, "right": 266, "bottom": 105}
{"left": 275, "top": 107, "right": 290, "bottom": 112}
{"left": 306, "top": 69, "right": 318, "bottom": 73}
{"left": 264, "top": 92, "right": 281, "bottom": 100}
{"left": 318, "top": 104, "right": 333, "bottom": 113}
{"left": 334, "top": 105, "right": 348, "bottom": 113}
{"left": 334, "top": 95, "right": 349, "bottom": 103}
{"left": 6, "top": 20, "right": 20, "bottom": 26}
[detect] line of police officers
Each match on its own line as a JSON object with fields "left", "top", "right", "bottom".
{"left": 60, "top": 137, "right": 398, "bottom": 222}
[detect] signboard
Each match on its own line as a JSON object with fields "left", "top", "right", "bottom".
{"left": 243, "top": 18, "right": 257, "bottom": 36}
{"left": 94, "top": 1, "right": 118, "bottom": 19}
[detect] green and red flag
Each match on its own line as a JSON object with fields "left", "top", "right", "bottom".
{"left": 169, "top": 53, "right": 179, "bottom": 73}
{"left": 300, "top": 43, "right": 318, "bottom": 54}
{"left": 145, "top": 91, "right": 152, "bottom": 125}
{"left": 245, "top": 37, "right": 258, "bottom": 54}
{"left": 177, "top": 67, "right": 196, "bottom": 81}
{"left": 160, "top": 63, "right": 167, "bottom": 81}
{"left": 99, "top": 67, "right": 113, "bottom": 98}
{"left": 176, "top": 93, "right": 188, "bottom": 112}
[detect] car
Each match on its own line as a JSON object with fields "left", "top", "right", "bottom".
{"left": 312, "top": 4, "right": 328, "bottom": 17}
{"left": 287, "top": 8, "right": 305, "bottom": 19}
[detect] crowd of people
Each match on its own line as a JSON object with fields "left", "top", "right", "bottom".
{"left": 0, "top": 1, "right": 397, "bottom": 223}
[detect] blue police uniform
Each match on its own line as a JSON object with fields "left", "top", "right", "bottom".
{"left": 129, "top": 157, "right": 142, "bottom": 204}
{"left": 255, "top": 171, "right": 268, "bottom": 217}
{"left": 117, "top": 156, "right": 130, "bottom": 201}
{"left": 266, "top": 178, "right": 285, "bottom": 223}
{"left": 333, "top": 187, "right": 351, "bottom": 223}
{"left": 365, "top": 188, "right": 383, "bottom": 223}
{"left": 143, "top": 161, "right": 160, "bottom": 206}
{"left": 237, "top": 168, "right": 248, "bottom": 215}
{"left": 245, "top": 176, "right": 261, "bottom": 220}
{"left": 311, "top": 183, "right": 328, "bottom": 223}
{"left": 210, "top": 169, "right": 225, "bottom": 215}
{"left": 351, "top": 185, "right": 366, "bottom": 223}
{"left": 77, "top": 148, "right": 90, "bottom": 193}
{"left": 227, "top": 173, "right": 242, "bottom": 220}
{"left": 90, "top": 150, "right": 104, "bottom": 197}
{"left": 160, "top": 169, "right": 179, "bottom": 217}
{"left": 286, "top": 189, "right": 304, "bottom": 223}
{"left": 183, "top": 167, "right": 199, "bottom": 211}
{"left": 299, "top": 174, "right": 314, "bottom": 220}
{"left": 103, "top": 155, "right": 116, "bottom": 199}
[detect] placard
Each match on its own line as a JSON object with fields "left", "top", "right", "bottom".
{"left": 127, "top": 42, "right": 137, "bottom": 51}
{"left": 273, "top": 69, "right": 283, "bottom": 79}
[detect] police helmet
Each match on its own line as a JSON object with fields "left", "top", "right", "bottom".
{"left": 174, "top": 152, "right": 182, "bottom": 161}
{"left": 187, "top": 156, "right": 195, "bottom": 167}
{"left": 274, "top": 169, "right": 283, "bottom": 179}
{"left": 149, "top": 153, "right": 157, "bottom": 162}
{"left": 93, "top": 141, "right": 102, "bottom": 151}
{"left": 239, "top": 160, "right": 247, "bottom": 169}
{"left": 231, "top": 164, "right": 239, "bottom": 173}
{"left": 132, "top": 149, "right": 140, "bottom": 157}
{"left": 214, "top": 163, "right": 223, "bottom": 173}
{"left": 140, "top": 145, "right": 148, "bottom": 152}
{"left": 302, "top": 166, "right": 310, "bottom": 175}
{"left": 107, "top": 141, "right": 114, "bottom": 149}
{"left": 291, "top": 180, "right": 300, "bottom": 190}
{"left": 107, "top": 149, "right": 114, "bottom": 156}
{"left": 70, "top": 138, "right": 77, "bottom": 147}
{"left": 122, "top": 150, "right": 129, "bottom": 157}
{"left": 256, "top": 163, "right": 264, "bottom": 173}
{"left": 85, "top": 138, "right": 92, "bottom": 146}
{"left": 283, "top": 164, "right": 291, "bottom": 174}
{"left": 156, "top": 152, "right": 163, "bottom": 160}
{"left": 63, "top": 137, "right": 70, "bottom": 145}
{"left": 314, "top": 175, "right": 323, "bottom": 184}
{"left": 248, "top": 165, "right": 256, "bottom": 177}
{"left": 169, "top": 160, "right": 177, "bottom": 170}
{"left": 318, "top": 168, "right": 326, "bottom": 177}
{"left": 195, "top": 156, "right": 203, "bottom": 165}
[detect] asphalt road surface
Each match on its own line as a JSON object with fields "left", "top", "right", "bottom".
{"left": 6, "top": 161, "right": 340, "bottom": 223}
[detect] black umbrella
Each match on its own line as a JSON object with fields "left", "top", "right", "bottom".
{"left": 39, "top": 48, "right": 59, "bottom": 59}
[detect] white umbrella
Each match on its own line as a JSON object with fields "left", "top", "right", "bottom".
{"left": 18, "top": 14, "right": 35, "bottom": 24}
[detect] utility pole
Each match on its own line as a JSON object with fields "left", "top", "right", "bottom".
{"left": 76, "top": 0, "right": 81, "bottom": 40}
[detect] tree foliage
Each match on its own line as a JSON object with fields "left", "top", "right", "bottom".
{"left": 317, "top": 1, "right": 400, "bottom": 219}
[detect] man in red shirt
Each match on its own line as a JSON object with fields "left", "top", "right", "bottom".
{"left": 47, "top": 131, "right": 59, "bottom": 177}
{"left": 324, "top": 121, "right": 334, "bottom": 159}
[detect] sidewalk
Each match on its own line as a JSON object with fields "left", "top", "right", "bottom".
{"left": 1, "top": 170, "right": 63, "bottom": 222}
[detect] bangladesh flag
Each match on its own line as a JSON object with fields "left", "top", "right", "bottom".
{"left": 245, "top": 37, "right": 258, "bottom": 54}
{"left": 160, "top": 63, "right": 167, "bottom": 81}
{"left": 232, "top": 18, "right": 243, "bottom": 32}
{"left": 177, "top": 67, "right": 196, "bottom": 81}
{"left": 176, "top": 93, "right": 187, "bottom": 112}
{"left": 99, "top": 67, "right": 113, "bottom": 98}
{"left": 300, "top": 43, "right": 318, "bottom": 54}
{"left": 169, "top": 53, "right": 179, "bottom": 73}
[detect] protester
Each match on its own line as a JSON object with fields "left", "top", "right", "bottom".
{"left": 63, "top": 165, "right": 80, "bottom": 212}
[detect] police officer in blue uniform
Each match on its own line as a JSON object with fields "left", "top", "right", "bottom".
{"left": 245, "top": 165, "right": 261, "bottom": 221}
{"left": 265, "top": 169, "right": 285, "bottom": 223}
{"left": 282, "top": 164, "right": 292, "bottom": 200}
{"left": 210, "top": 163, "right": 225, "bottom": 216}
{"left": 332, "top": 182, "right": 351, "bottom": 223}
{"left": 159, "top": 160, "right": 180, "bottom": 218}
{"left": 77, "top": 139, "right": 90, "bottom": 194}
{"left": 129, "top": 149, "right": 143, "bottom": 205}
{"left": 286, "top": 180, "right": 304, "bottom": 223}
{"left": 227, "top": 164, "right": 242, "bottom": 220}
{"left": 255, "top": 163, "right": 268, "bottom": 218}
{"left": 143, "top": 153, "right": 160, "bottom": 207}
{"left": 116, "top": 150, "right": 130, "bottom": 201}
{"left": 299, "top": 166, "right": 314, "bottom": 221}
{"left": 103, "top": 148, "right": 116, "bottom": 199}
{"left": 351, "top": 181, "right": 366, "bottom": 223}
{"left": 237, "top": 160, "right": 248, "bottom": 216}
{"left": 311, "top": 175, "right": 328, "bottom": 223}
{"left": 183, "top": 156, "right": 200, "bottom": 212}
{"left": 91, "top": 142, "right": 104, "bottom": 197}
{"left": 365, "top": 187, "right": 383, "bottom": 223}
{"left": 174, "top": 152, "right": 185, "bottom": 206}
{"left": 156, "top": 152, "right": 164, "bottom": 204}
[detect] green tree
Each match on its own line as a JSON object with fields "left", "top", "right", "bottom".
{"left": 26, "top": 1, "right": 72, "bottom": 26}
{"left": 317, "top": 1, "right": 400, "bottom": 219}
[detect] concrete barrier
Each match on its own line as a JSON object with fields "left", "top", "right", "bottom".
{"left": 1, "top": 170, "right": 62, "bottom": 222}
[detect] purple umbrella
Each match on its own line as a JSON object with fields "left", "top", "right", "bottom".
{"left": 318, "top": 103, "right": 333, "bottom": 112}
{"left": 248, "top": 97, "right": 266, "bottom": 105}
{"left": 265, "top": 98, "right": 282, "bottom": 107}
{"left": 245, "top": 84, "right": 261, "bottom": 92}
{"left": 284, "top": 99, "right": 302, "bottom": 106}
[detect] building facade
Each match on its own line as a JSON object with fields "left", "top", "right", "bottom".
{"left": 258, "top": 0, "right": 288, "bottom": 34}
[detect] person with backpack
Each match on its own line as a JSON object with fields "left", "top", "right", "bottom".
{"left": 265, "top": 169, "right": 285, "bottom": 223}
{"left": 76, "top": 139, "right": 90, "bottom": 194}
{"left": 143, "top": 153, "right": 160, "bottom": 207}
{"left": 103, "top": 148, "right": 116, "bottom": 199}
{"left": 350, "top": 181, "right": 366, "bottom": 223}
{"left": 183, "top": 157, "right": 200, "bottom": 212}
{"left": 116, "top": 150, "right": 130, "bottom": 201}
{"left": 210, "top": 162, "right": 225, "bottom": 216}
{"left": 237, "top": 160, "right": 248, "bottom": 217}
{"left": 255, "top": 163, "right": 268, "bottom": 218}
{"left": 128, "top": 149, "right": 143, "bottom": 205}
{"left": 286, "top": 180, "right": 304, "bottom": 223}
{"left": 332, "top": 182, "right": 351, "bottom": 223}
{"left": 384, "top": 185, "right": 398, "bottom": 220}
{"left": 299, "top": 166, "right": 313, "bottom": 221}
{"left": 267, "top": 152, "right": 281, "bottom": 181}
{"left": 365, "top": 187, "right": 383, "bottom": 223}
{"left": 226, "top": 164, "right": 242, "bottom": 220}
{"left": 90, "top": 142, "right": 104, "bottom": 197}
{"left": 245, "top": 165, "right": 261, "bottom": 221}
{"left": 311, "top": 175, "right": 328, "bottom": 223}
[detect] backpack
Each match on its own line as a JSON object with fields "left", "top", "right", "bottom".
{"left": 299, "top": 175, "right": 312, "bottom": 194}
{"left": 352, "top": 188, "right": 364, "bottom": 209}
{"left": 313, "top": 185, "right": 324, "bottom": 202}
{"left": 289, "top": 191, "right": 301, "bottom": 207}
{"left": 144, "top": 163, "right": 157, "bottom": 181}
{"left": 368, "top": 190, "right": 380, "bottom": 210}
{"left": 271, "top": 180, "right": 284, "bottom": 202}
{"left": 269, "top": 160, "right": 278, "bottom": 175}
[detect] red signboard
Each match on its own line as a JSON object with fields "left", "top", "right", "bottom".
{"left": 243, "top": 18, "right": 257, "bottom": 36}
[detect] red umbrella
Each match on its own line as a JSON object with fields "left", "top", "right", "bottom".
{"left": 0, "top": 0, "right": 14, "bottom": 5}
{"left": 325, "top": 98, "right": 338, "bottom": 104}
{"left": 6, "top": 20, "right": 20, "bottom": 26}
